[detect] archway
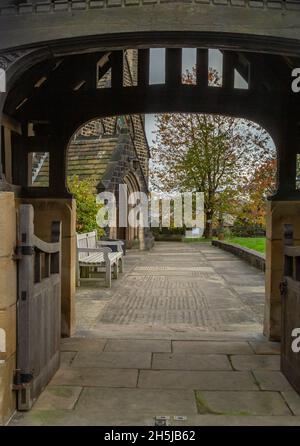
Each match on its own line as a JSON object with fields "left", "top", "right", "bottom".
{"left": 1, "top": 42, "right": 300, "bottom": 423}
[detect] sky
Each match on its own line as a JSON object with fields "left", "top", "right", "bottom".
{"left": 144, "top": 48, "right": 248, "bottom": 146}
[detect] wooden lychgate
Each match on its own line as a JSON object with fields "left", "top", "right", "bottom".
{"left": 281, "top": 224, "right": 300, "bottom": 395}
{"left": 14, "top": 204, "right": 61, "bottom": 410}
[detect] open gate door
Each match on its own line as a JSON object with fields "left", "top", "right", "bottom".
{"left": 15, "top": 204, "right": 62, "bottom": 410}
{"left": 281, "top": 224, "right": 300, "bottom": 395}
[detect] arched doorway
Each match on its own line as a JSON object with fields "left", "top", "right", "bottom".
{"left": 1, "top": 43, "right": 300, "bottom": 422}
{"left": 119, "top": 171, "right": 142, "bottom": 249}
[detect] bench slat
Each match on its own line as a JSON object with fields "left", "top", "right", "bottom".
{"left": 76, "top": 230, "right": 124, "bottom": 288}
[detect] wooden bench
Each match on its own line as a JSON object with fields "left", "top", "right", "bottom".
{"left": 76, "top": 231, "right": 124, "bottom": 288}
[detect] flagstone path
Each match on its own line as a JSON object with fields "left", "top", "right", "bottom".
{"left": 10, "top": 242, "right": 300, "bottom": 426}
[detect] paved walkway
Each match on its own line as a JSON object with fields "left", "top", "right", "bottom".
{"left": 10, "top": 242, "right": 300, "bottom": 426}
{"left": 76, "top": 242, "right": 265, "bottom": 336}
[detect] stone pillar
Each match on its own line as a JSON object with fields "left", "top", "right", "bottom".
{"left": 19, "top": 198, "right": 76, "bottom": 337}
{"left": 264, "top": 200, "right": 300, "bottom": 341}
{"left": 0, "top": 192, "right": 17, "bottom": 425}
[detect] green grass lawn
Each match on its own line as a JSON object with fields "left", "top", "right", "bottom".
{"left": 183, "top": 236, "right": 266, "bottom": 253}
{"left": 226, "top": 237, "right": 266, "bottom": 254}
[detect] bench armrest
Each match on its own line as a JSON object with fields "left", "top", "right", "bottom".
{"left": 78, "top": 247, "right": 112, "bottom": 253}
{"left": 97, "top": 241, "right": 124, "bottom": 253}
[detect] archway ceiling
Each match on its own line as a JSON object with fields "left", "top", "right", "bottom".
{"left": 4, "top": 48, "right": 300, "bottom": 134}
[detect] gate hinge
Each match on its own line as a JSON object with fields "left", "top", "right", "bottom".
{"left": 12, "top": 244, "right": 34, "bottom": 261}
{"left": 12, "top": 245, "right": 22, "bottom": 261}
{"left": 279, "top": 279, "right": 287, "bottom": 297}
{"left": 12, "top": 369, "right": 33, "bottom": 390}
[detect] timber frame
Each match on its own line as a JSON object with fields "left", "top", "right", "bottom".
{"left": 1, "top": 43, "right": 300, "bottom": 202}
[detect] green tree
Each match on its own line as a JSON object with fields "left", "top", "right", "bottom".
{"left": 151, "top": 110, "right": 274, "bottom": 238}
{"left": 68, "top": 175, "right": 104, "bottom": 236}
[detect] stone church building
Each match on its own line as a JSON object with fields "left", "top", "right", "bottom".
{"left": 32, "top": 50, "right": 151, "bottom": 249}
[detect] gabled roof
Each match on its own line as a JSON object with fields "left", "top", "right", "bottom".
{"left": 33, "top": 135, "right": 118, "bottom": 187}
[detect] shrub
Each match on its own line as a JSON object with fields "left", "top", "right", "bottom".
{"left": 67, "top": 175, "right": 104, "bottom": 236}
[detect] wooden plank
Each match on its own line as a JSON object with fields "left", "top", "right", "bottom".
{"left": 4, "top": 127, "right": 12, "bottom": 183}
{"left": 33, "top": 235, "right": 60, "bottom": 254}
{"left": 196, "top": 49, "right": 208, "bottom": 88}
{"left": 111, "top": 51, "right": 123, "bottom": 89}
{"left": 281, "top": 276, "right": 300, "bottom": 395}
{"left": 137, "top": 49, "right": 150, "bottom": 87}
{"left": 166, "top": 49, "right": 182, "bottom": 87}
{"left": 0, "top": 114, "right": 22, "bottom": 135}
{"left": 284, "top": 246, "right": 300, "bottom": 257}
{"left": 18, "top": 205, "right": 35, "bottom": 389}
{"left": 17, "top": 205, "right": 62, "bottom": 409}
{"left": 223, "top": 51, "right": 235, "bottom": 90}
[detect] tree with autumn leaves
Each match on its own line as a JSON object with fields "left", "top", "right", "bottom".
{"left": 235, "top": 158, "right": 277, "bottom": 229}
{"left": 150, "top": 75, "right": 276, "bottom": 237}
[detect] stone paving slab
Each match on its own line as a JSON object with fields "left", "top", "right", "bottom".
{"left": 104, "top": 339, "right": 171, "bottom": 352}
{"left": 79, "top": 326, "right": 264, "bottom": 341}
{"left": 11, "top": 242, "right": 290, "bottom": 427}
{"left": 152, "top": 353, "right": 232, "bottom": 371}
{"left": 233, "top": 286, "right": 265, "bottom": 295}
{"left": 32, "top": 386, "right": 82, "bottom": 410}
{"left": 250, "top": 341, "right": 281, "bottom": 355}
{"left": 60, "top": 351, "right": 77, "bottom": 367}
{"left": 172, "top": 341, "right": 253, "bottom": 354}
{"left": 10, "top": 410, "right": 300, "bottom": 427}
{"left": 138, "top": 370, "right": 258, "bottom": 390}
{"left": 71, "top": 351, "right": 152, "bottom": 369}
{"left": 75, "top": 388, "right": 198, "bottom": 415}
{"left": 135, "top": 266, "right": 215, "bottom": 272}
{"left": 253, "top": 371, "right": 294, "bottom": 391}
{"left": 195, "top": 391, "right": 291, "bottom": 416}
{"left": 88, "top": 239, "right": 265, "bottom": 331}
{"left": 128, "top": 271, "right": 220, "bottom": 277}
{"left": 231, "top": 355, "right": 280, "bottom": 371}
{"left": 51, "top": 367, "right": 138, "bottom": 388}
{"left": 172, "top": 415, "right": 300, "bottom": 426}
{"left": 60, "top": 337, "right": 107, "bottom": 352}
{"left": 282, "top": 390, "right": 300, "bottom": 415}
{"left": 221, "top": 274, "right": 264, "bottom": 286}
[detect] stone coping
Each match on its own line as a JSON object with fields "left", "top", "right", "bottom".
{"left": 212, "top": 239, "right": 265, "bottom": 272}
{"left": 0, "top": 0, "right": 294, "bottom": 17}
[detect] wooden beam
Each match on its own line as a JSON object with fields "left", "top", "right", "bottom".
{"left": 245, "top": 53, "right": 288, "bottom": 92}
{"left": 223, "top": 51, "right": 235, "bottom": 90}
{"left": 110, "top": 51, "right": 124, "bottom": 89}
{"left": 138, "top": 49, "right": 150, "bottom": 87}
{"left": 166, "top": 49, "right": 182, "bottom": 87}
{"left": 4, "top": 127, "right": 12, "bottom": 183}
{"left": 196, "top": 49, "right": 208, "bottom": 88}
{"left": 17, "top": 85, "right": 279, "bottom": 138}
{"left": 0, "top": 114, "right": 22, "bottom": 135}
{"left": 4, "top": 60, "right": 57, "bottom": 115}
{"left": 6, "top": 53, "right": 106, "bottom": 117}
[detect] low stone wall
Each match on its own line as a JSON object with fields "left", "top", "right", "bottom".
{"left": 212, "top": 240, "right": 265, "bottom": 272}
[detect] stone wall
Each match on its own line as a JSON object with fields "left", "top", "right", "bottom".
{"left": 1, "top": 1, "right": 300, "bottom": 53}
{"left": 212, "top": 239, "right": 265, "bottom": 272}
{"left": 0, "top": 192, "right": 17, "bottom": 425}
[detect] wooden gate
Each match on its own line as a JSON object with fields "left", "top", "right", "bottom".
{"left": 14, "top": 204, "right": 62, "bottom": 410}
{"left": 281, "top": 224, "right": 300, "bottom": 395}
